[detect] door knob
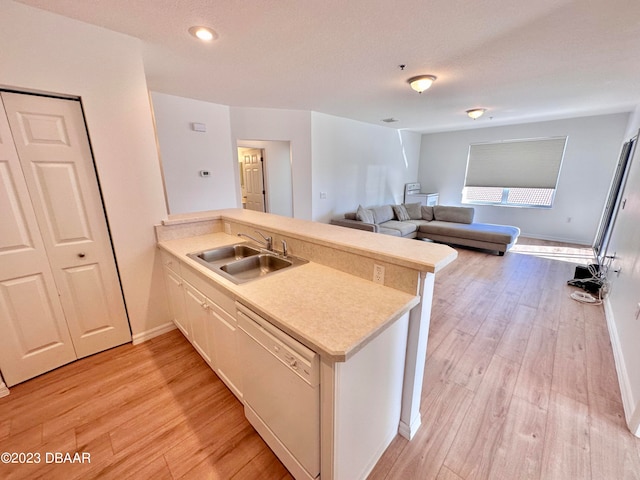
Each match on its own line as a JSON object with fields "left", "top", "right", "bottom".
{"left": 78, "top": 253, "right": 86, "bottom": 258}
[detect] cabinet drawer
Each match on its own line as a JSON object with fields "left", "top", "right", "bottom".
{"left": 160, "top": 249, "right": 181, "bottom": 275}
{"left": 181, "top": 264, "right": 236, "bottom": 316}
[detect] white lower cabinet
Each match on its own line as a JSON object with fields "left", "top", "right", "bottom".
{"left": 164, "top": 266, "right": 190, "bottom": 339}
{"left": 209, "top": 302, "right": 243, "bottom": 399}
{"left": 161, "top": 251, "right": 242, "bottom": 400}
{"left": 184, "top": 282, "right": 213, "bottom": 367}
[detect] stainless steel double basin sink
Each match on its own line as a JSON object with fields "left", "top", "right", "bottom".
{"left": 187, "top": 243, "right": 307, "bottom": 284}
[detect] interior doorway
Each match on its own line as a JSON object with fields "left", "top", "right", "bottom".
{"left": 238, "top": 147, "right": 266, "bottom": 212}
{"left": 237, "top": 140, "right": 293, "bottom": 217}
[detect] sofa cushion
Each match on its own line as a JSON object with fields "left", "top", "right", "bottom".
{"left": 433, "top": 206, "right": 474, "bottom": 224}
{"left": 419, "top": 221, "right": 520, "bottom": 244}
{"left": 356, "top": 205, "right": 374, "bottom": 223}
{"left": 421, "top": 206, "right": 434, "bottom": 221}
{"left": 378, "top": 226, "right": 402, "bottom": 236}
{"left": 380, "top": 220, "right": 418, "bottom": 237}
{"left": 392, "top": 204, "right": 411, "bottom": 221}
{"left": 344, "top": 211, "right": 357, "bottom": 220}
{"left": 404, "top": 202, "right": 422, "bottom": 220}
{"left": 406, "top": 219, "right": 431, "bottom": 228}
{"left": 371, "top": 205, "right": 395, "bottom": 224}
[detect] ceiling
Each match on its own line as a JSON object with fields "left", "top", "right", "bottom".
{"left": 16, "top": 0, "right": 640, "bottom": 133}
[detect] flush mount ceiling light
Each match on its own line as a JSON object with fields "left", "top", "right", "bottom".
{"left": 407, "top": 75, "right": 437, "bottom": 93}
{"left": 466, "top": 108, "right": 487, "bottom": 120}
{"left": 188, "top": 26, "right": 218, "bottom": 42}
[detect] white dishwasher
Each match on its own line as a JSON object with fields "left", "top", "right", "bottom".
{"left": 236, "top": 302, "right": 320, "bottom": 480}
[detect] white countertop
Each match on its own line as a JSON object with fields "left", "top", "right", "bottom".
{"left": 159, "top": 232, "right": 421, "bottom": 361}
{"left": 162, "top": 209, "right": 458, "bottom": 274}
{"left": 158, "top": 210, "right": 457, "bottom": 361}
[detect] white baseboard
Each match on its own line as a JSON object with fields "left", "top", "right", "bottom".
{"left": 603, "top": 297, "right": 637, "bottom": 433}
{"left": 398, "top": 414, "right": 422, "bottom": 440}
{"left": 131, "top": 321, "right": 176, "bottom": 345}
{"left": 0, "top": 380, "right": 9, "bottom": 398}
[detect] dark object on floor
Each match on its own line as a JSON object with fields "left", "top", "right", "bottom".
{"left": 573, "top": 264, "right": 600, "bottom": 279}
{"left": 567, "top": 264, "right": 602, "bottom": 294}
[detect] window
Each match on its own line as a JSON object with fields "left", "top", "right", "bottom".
{"left": 462, "top": 137, "right": 567, "bottom": 208}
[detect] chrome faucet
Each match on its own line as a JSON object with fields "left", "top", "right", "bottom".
{"left": 238, "top": 230, "right": 273, "bottom": 252}
{"left": 281, "top": 240, "right": 288, "bottom": 258}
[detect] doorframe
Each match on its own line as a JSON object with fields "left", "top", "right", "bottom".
{"left": 593, "top": 132, "right": 637, "bottom": 262}
{"left": 238, "top": 146, "right": 267, "bottom": 212}
{"left": 236, "top": 139, "right": 294, "bottom": 217}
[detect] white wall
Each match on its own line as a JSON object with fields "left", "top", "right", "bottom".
{"left": 0, "top": 2, "right": 169, "bottom": 336}
{"left": 605, "top": 105, "right": 640, "bottom": 435}
{"left": 419, "top": 113, "right": 630, "bottom": 244}
{"left": 230, "top": 107, "right": 313, "bottom": 219}
{"left": 151, "top": 92, "right": 238, "bottom": 214}
{"left": 311, "top": 112, "right": 422, "bottom": 223}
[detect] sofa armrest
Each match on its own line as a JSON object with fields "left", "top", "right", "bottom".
{"left": 330, "top": 218, "right": 378, "bottom": 233}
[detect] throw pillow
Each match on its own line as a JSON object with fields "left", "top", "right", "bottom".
{"left": 392, "top": 204, "right": 411, "bottom": 221}
{"left": 421, "top": 206, "right": 434, "bottom": 221}
{"left": 356, "top": 205, "right": 375, "bottom": 223}
{"left": 371, "top": 205, "right": 395, "bottom": 224}
{"left": 404, "top": 202, "right": 422, "bottom": 220}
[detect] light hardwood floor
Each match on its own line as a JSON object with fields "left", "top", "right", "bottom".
{"left": 370, "top": 238, "right": 640, "bottom": 480}
{"left": 1, "top": 238, "right": 639, "bottom": 479}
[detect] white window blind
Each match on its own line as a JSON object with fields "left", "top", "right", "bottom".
{"left": 465, "top": 137, "right": 567, "bottom": 189}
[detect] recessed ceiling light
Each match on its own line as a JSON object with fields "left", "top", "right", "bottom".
{"left": 188, "top": 26, "right": 218, "bottom": 42}
{"left": 382, "top": 118, "right": 399, "bottom": 123}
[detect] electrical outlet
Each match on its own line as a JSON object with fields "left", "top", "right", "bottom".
{"left": 224, "top": 222, "right": 231, "bottom": 235}
{"left": 373, "top": 264, "right": 385, "bottom": 285}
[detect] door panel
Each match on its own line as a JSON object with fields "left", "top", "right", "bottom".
{"left": 0, "top": 97, "right": 76, "bottom": 387}
{"left": 62, "top": 263, "right": 116, "bottom": 338}
{"left": 31, "top": 162, "right": 91, "bottom": 244}
{"left": 0, "top": 274, "right": 69, "bottom": 353}
{"left": 0, "top": 162, "right": 33, "bottom": 253}
{"left": 1, "top": 92, "right": 130, "bottom": 361}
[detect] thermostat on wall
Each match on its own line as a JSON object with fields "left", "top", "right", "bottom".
{"left": 191, "top": 122, "right": 206, "bottom": 132}
{"left": 199, "top": 170, "right": 211, "bottom": 177}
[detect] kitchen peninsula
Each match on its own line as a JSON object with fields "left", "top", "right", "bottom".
{"left": 156, "top": 209, "right": 457, "bottom": 480}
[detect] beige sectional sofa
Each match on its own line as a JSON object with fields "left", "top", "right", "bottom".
{"left": 330, "top": 203, "right": 520, "bottom": 255}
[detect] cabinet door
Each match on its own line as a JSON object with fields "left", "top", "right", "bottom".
{"left": 209, "top": 302, "right": 242, "bottom": 399}
{"left": 164, "top": 267, "right": 189, "bottom": 339}
{"left": 184, "top": 283, "right": 213, "bottom": 367}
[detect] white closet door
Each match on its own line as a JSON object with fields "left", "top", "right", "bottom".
{"left": 0, "top": 96, "right": 77, "bottom": 387}
{"left": 1, "top": 92, "right": 130, "bottom": 360}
